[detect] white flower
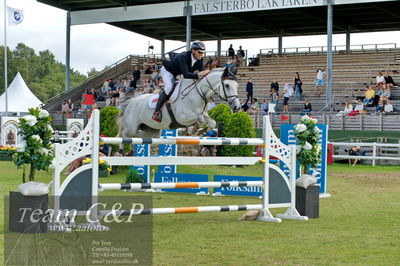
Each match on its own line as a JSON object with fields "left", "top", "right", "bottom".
{"left": 295, "top": 124, "right": 307, "bottom": 133}
{"left": 39, "top": 109, "right": 49, "bottom": 118}
{"left": 296, "top": 145, "right": 302, "bottom": 154}
{"left": 40, "top": 147, "right": 49, "bottom": 155}
{"left": 16, "top": 143, "right": 26, "bottom": 152}
{"left": 31, "top": 135, "right": 42, "bottom": 143}
{"left": 311, "top": 118, "right": 318, "bottom": 124}
{"left": 303, "top": 142, "right": 312, "bottom": 150}
{"left": 316, "top": 145, "right": 322, "bottom": 152}
{"left": 313, "top": 126, "right": 321, "bottom": 133}
{"left": 47, "top": 124, "right": 54, "bottom": 133}
{"left": 301, "top": 115, "right": 311, "bottom": 121}
{"left": 49, "top": 159, "right": 57, "bottom": 169}
{"left": 22, "top": 115, "right": 37, "bottom": 126}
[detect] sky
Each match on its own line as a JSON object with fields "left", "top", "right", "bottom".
{"left": 2, "top": 0, "right": 400, "bottom": 75}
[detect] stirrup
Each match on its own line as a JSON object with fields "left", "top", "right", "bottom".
{"left": 152, "top": 111, "right": 162, "bottom": 122}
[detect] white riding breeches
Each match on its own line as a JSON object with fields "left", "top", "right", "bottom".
{"left": 160, "top": 66, "right": 175, "bottom": 95}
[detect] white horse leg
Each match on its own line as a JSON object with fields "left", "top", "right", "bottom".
{"left": 201, "top": 112, "right": 217, "bottom": 130}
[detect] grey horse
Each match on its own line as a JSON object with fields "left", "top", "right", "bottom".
{"left": 117, "top": 68, "right": 240, "bottom": 138}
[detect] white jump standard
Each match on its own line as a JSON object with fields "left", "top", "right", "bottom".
{"left": 52, "top": 109, "right": 308, "bottom": 224}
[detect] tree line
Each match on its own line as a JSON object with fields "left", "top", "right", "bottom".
{"left": 0, "top": 43, "right": 101, "bottom": 102}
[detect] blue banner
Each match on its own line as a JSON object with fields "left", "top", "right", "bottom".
{"left": 213, "top": 175, "right": 262, "bottom": 197}
{"left": 158, "top": 129, "right": 177, "bottom": 174}
{"left": 280, "top": 124, "right": 327, "bottom": 194}
{"left": 154, "top": 173, "right": 208, "bottom": 194}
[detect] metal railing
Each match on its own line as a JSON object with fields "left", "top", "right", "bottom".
{"left": 260, "top": 43, "right": 397, "bottom": 56}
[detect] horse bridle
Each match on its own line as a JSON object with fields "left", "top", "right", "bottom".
{"left": 202, "top": 75, "right": 238, "bottom": 107}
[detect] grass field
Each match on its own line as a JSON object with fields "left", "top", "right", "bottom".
{"left": 1, "top": 161, "right": 399, "bottom": 265}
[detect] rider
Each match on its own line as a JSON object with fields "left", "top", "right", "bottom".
{"left": 152, "top": 41, "right": 210, "bottom": 122}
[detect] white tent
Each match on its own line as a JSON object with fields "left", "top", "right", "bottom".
{"left": 0, "top": 72, "right": 43, "bottom": 113}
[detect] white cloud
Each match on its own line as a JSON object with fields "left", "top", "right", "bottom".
{"left": 1, "top": 0, "right": 399, "bottom": 74}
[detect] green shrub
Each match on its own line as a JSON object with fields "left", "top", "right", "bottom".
{"left": 125, "top": 169, "right": 145, "bottom": 183}
{"left": 222, "top": 111, "right": 256, "bottom": 157}
{"left": 100, "top": 105, "right": 119, "bottom": 137}
{"left": 208, "top": 104, "right": 232, "bottom": 136}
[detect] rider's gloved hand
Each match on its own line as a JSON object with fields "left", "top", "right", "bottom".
{"left": 198, "top": 70, "right": 210, "bottom": 78}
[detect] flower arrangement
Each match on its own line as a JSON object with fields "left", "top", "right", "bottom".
{"left": 13, "top": 108, "right": 55, "bottom": 183}
{"left": 82, "top": 158, "right": 112, "bottom": 173}
{"left": 293, "top": 115, "right": 322, "bottom": 173}
{"left": 0, "top": 146, "right": 17, "bottom": 158}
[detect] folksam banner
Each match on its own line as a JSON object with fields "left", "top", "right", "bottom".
{"left": 280, "top": 124, "right": 328, "bottom": 194}
{"left": 154, "top": 173, "right": 208, "bottom": 194}
{"left": 158, "top": 129, "right": 177, "bottom": 174}
{"left": 131, "top": 144, "right": 150, "bottom": 182}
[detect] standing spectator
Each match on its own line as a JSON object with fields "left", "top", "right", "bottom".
{"left": 384, "top": 100, "right": 393, "bottom": 113}
{"left": 294, "top": 72, "right": 303, "bottom": 101}
{"left": 61, "top": 100, "right": 69, "bottom": 116}
{"left": 237, "top": 45, "right": 245, "bottom": 65}
{"left": 67, "top": 99, "right": 74, "bottom": 117}
{"left": 82, "top": 89, "right": 94, "bottom": 113}
{"left": 270, "top": 79, "right": 279, "bottom": 95}
{"left": 245, "top": 78, "right": 253, "bottom": 105}
{"left": 314, "top": 68, "right": 326, "bottom": 96}
{"left": 282, "top": 80, "right": 291, "bottom": 113}
{"left": 228, "top": 44, "right": 234, "bottom": 57}
{"left": 132, "top": 66, "right": 141, "bottom": 89}
{"left": 270, "top": 88, "right": 279, "bottom": 105}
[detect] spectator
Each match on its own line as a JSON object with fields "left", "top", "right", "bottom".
{"left": 240, "top": 99, "right": 249, "bottom": 112}
{"left": 228, "top": 44, "right": 234, "bottom": 57}
{"left": 67, "top": 99, "right": 74, "bottom": 117}
{"left": 270, "top": 80, "right": 279, "bottom": 95}
{"left": 90, "top": 88, "right": 98, "bottom": 101}
{"left": 132, "top": 66, "right": 141, "bottom": 88}
{"left": 384, "top": 100, "right": 393, "bottom": 113}
{"left": 336, "top": 100, "right": 353, "bottom": 116}
{"left": 205, "top": 56, "right": 213, "bottom": 69}
{"left": 384, "top": 71, "right": 397, "bottom": 88}
{"left": 61, "top": 100, "right": 69, "bottom": 116}
{"left": 348, "top": 146, "right": 361, "bottom": 166}
{"left": 314, "top": 68, "right": 326, "bottom": 96}
{"left": 270, "top": 88, "right": 279, "bottom": 105}
{"left": 301, "top": 99, "right": 312, "bottom": 115}
{"left": 382, "top": 84, "right": 391, "bottom": 99}
{"left": 108, "top": 79, "right": 115, "bottom": 91}
{"left": 294, "top": 72, "right": 303, "bottom": 101}
{"left": 354, "top": 99, "right": 364, "bottom": 112}
{"left": 259, "top": 99, "right": 268, "bottom": 115}
{"left": 376, "top": 100, "right": 384, "bottom": 113}
{"left": 363, "top": 85, "right": 375, "bottom": 105}
{"left": 211, "top": 56, "right": 220, "bottom": 69}
{"left": 245, "top": 78, "right": 253, "bottom": 105}
{"left": 208, "top": 98, "right": 216, "bottom": 111}
{"left": 101, "top": 79, "right": 109, "bottom": 94}
{"left": 82, "top": 89, "right": 94, "bottom": 113}
{"left": 376, "top": 71, "right": 385, "bottom": 86}
{"left": 237, "top": 46, "right": 245, "bottom": 65}
{"left": 249, "top": 98, "right": 260, "bottom": 114}
{"left": 282, "top": 80, "right": 291, "bottom": 113}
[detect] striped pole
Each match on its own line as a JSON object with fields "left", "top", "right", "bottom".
{"left": 99, "top": 181, "right": 264, "bottom": 191}
{"left": 99, "top": 204, "right": 262, "bottom": 216}
{"left": 100, "top": 137, "right": 264, "bottom": 146}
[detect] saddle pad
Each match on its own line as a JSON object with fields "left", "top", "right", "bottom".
{"left": 148, "top": 94, "right": 159, "bottom": 109}
{"left": 169, "top": 79, "right": 183, "bottom": 103}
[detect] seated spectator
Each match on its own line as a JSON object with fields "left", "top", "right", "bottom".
{"left": 336, "top": 100, "right": 353, "bottom": 116}
{"left": 108, "top": 79, "right": 115, "bottom": 91}
{"left": 348, "top": 146, "right": 361, "bottom": 166}
{"left": 151, "top": 69, "right": 159, "bottom": 81}
{"left": 376, "top": 100, "right": 384, "bottom": 113}
{"left": 223, "top": 56, "right": 234, "bottom": 69}
{"left": 385, "top": 71, "right": 397, "bottom": 88}
{"left": 301, "top": 100, "right": 312, "bottom": 115}
{"left": 240, "top": 99, "right": 249, "bottom": 112}
{"left": 101, "top": 79, "right": 109, "bottom": 94}
{"left": 384, "top": 100, "right": 393, "bottom": 113}
{"left": 354, "top": 99, "right": 364, "bottom": 112}
{"left": 249, "top": 98, "right": 260, "bottom": 114}
{"left": 205, "top": 56, "right": 213, "bottom": 69}
{"left": 382, "top": 84, "right": 391, "bottom": 99}
{"left": 211, "top": 56, "right": 220, "bottom": 69}
{"left": 363, "top": 85, "right": 375, "bottom": 106}
{"left": 376, "top": 71, "right": 385, "bottom": 86}
{"left": 259, "top": 99, "right": 268, "bottom": 115}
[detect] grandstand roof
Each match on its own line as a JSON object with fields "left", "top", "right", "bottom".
{"left": 39, "top": 0, "right": 400, "bottom": 41}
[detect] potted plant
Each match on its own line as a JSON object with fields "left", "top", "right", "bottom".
{"left": 0, "top": 145, "right": 17, "bottom": 161}
{"left": 9, "top": 107, "right": 55, "bottom": 233}
{"left": 292, "top": 115, "right": 322, "bottom": 218}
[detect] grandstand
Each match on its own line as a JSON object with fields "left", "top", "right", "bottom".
{"left": 44, "top": 43, "right": 400, "bottom": 131}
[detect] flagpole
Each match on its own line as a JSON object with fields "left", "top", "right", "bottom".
{"left": 4, "top": 0, "right": 8, "bottom": 114}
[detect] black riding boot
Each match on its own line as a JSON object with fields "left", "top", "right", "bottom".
{"left": 152, "top": 91, "right": 169, "bottom": 122}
